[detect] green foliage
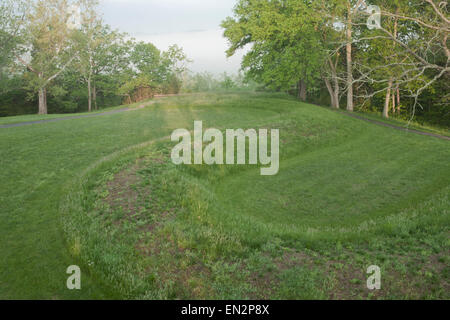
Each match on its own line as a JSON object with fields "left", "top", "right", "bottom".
{"left": 118, "top": 74, "right": 155, "bottom": 97}
{"left": 0, "top": 0, "right": 191, "bottom": 115}
{"left": 222, "top": 0, "right": 326, "bottom": 92}
{"left": 183, "top": 72, "right": 219, "bottom": 92}
{"left": 24, "top": 0, "right": 78, "bottom": 90}
{"left": 0, "top": 0, "right": 28, "bottom": 93}
{"left": 222, "top": 0, "right": 449, "bottom": 127}
{"left": 220, "top": 72, "right": 235, "bottom": 89}
{"left": 130, "top": 42, "right": 161, "bottom": 80}
{"left": 182, "top": 71, "right": 260, "bottom": 93}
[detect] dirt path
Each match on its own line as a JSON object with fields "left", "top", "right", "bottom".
{"left": 342, "top": 112, "right": 450, "bottom": 141}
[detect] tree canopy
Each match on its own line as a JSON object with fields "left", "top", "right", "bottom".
{"left": 0, "top": 0, "right": 191, "bottom": 115}
{"left": 223, "top": 0, "right": 449, "bottom": 126}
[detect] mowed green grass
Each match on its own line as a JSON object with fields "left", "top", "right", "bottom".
{"left": 1, "top": 92, "right": 449, "bottom": 299}
{"left": 63, "top": 93, "right": 448, "bottom": 299}
{"left": 0, "top": 102, "right": 142, "bottom": 126}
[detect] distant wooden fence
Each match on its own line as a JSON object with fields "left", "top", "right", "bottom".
{"left": 123, "top": 86, "right": 156, "bottom": 105}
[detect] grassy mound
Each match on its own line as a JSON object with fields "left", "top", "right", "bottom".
{"left": 60, "top": 93, "right": 450, "bottom": 299}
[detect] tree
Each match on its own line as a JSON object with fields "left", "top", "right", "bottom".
{"left": 118, "top": 42, "right": 190, "bottom": 100}
{"left": 183, "top": 71, "right": 219, "bottom": 92}
{"left": 220, "top": 72, "right": 235, "bottom": 90}
{"left": 160, "top": 44, "right": 191, "bottom": 90}
{"left": 130, "top": 42, "right": 161, "bottom": 81}
{"left": 343, "top": 0, "right": 367, "bottom": 111}
{"left": 19, "top": 0, "right": 79, "bottom": 114}
{"left": 0, "top": 0, "right": 28, "bottom": 93}
{"left": 0, "top": 0, "right": 194, "bottom": 116}
{"left": 354, "top": 1, "right": 404, "bottom": 118}
{"left": 118, "top": 74, "right": 155, "bottom": 104}
{"left": 353, "top": 0, "right": 449, "bottom": 119}
{"left": 90, "top": 27, "right": 131, "bottom": 110}
{"left": 223, "top": 0, "right": 335, "bottom": 105}
{"left": 316, "top": 0, "right": 367, "bottom": 111}
{"left": 74, "top": 0, "right": 101, "bottom": 112}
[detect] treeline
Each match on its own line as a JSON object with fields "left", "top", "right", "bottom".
{"left": 182, "top": 72, "right": 260, "bottom": 93}
{"left": 0, "top": 0, "right": 190, "bottom": 116}
{"left": 223, "top": 0, "right": 449, "bottom": 127}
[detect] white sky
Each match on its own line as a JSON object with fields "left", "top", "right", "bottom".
{"left": 100, "top": 0, "right": 247, "bottom": 75}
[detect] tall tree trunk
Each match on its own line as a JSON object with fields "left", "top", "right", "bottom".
{"left": 38, "top": 87, "right": 47, "bottom": 115}
{"left": 392, "top": 13, "right": 399, "bottom": 115}
{"left": 87, "top": 76, "right": 92, "bottom": 112}
{"left": 346, "top": 8, "right": 354, "bottom": 112}
{"left": 324, "top": 78, "right": 336, "bottom": 108}
{"left": 392, "top": 89, "right": 396, "bottom": 114}
{"left": 93, "top": 83, "right": 97, "bottom": 110}
{"left": 37, "top": 72, "right": 48, "bottom": 115}
{"left": 298, "top": 80, "right": 307, "bottom": 101}
{"left": 327, "top": 56, "right": 340, "bottom": 109}
{"left": 333, "top": 76, "right": 340, "bottom": 109}
{"left": 383, "top": 79, "right": 393, "bottom": 118}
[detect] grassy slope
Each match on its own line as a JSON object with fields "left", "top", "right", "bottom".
{"left": 0, "top": 92, "right": 449, "bottom": 299}
{"left": 0, "top": 101, "right": 147, "bottom": 126}
{"left": 63, "top": 93, "right": 448, "bottom": 299}
{"left": 350, "top": 111, "right": 450, "bottom": 138}
{"left": 0, "top": 93, "right": 281, "bottom": 299}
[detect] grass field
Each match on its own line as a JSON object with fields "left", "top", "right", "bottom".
{"left": 1, "top": 92, "right": 449, "bottom": 299}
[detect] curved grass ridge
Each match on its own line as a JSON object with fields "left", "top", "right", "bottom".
{"left": 60, "top": 129, "right": 450, "bottom": 299}
{"left": 59, "top": 138, "right": 169, "bottom": 298}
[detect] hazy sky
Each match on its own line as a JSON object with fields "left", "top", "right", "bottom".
{"left": 100, "top": 0, "right": 246, "bottom": 75}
